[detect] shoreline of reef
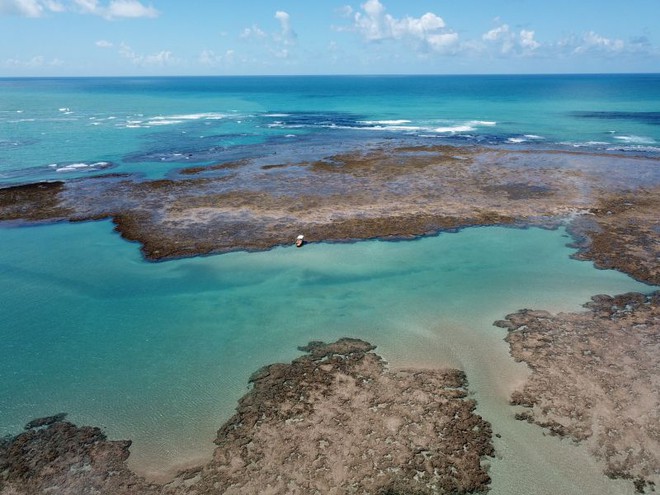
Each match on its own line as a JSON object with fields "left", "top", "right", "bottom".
{"left": 0, "top": 145, "right": 658, "bottom": 284}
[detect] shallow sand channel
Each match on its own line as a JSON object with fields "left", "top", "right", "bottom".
{"left": 372, "top": 293, "right": 648, "bottom": 495}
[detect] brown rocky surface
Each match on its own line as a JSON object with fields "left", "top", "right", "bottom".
{"left": 1, "top": 339, "right": 494, "bottom": 495}
{"left": 495, "top": 292, "right": 660, "bottom": 493}
{"left": 569, "top": 189, "right": 660, "bottom": 285}
{"left": 0, "top": 415, "right": 159, "bottom": 495}
{"left": 0, "top": 145, "right": 657, "bottom": 284}
{"left": 0, "top": 181, "right": 73, "bottom": 222}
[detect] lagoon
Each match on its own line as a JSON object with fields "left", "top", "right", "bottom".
{"left": 0, "top": 219, "right": 651, "bottom": 493}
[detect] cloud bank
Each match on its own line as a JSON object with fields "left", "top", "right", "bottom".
{"left": 342, "top": 1, "right": 656, "bottom": 64}
{"left": 2, "top": 0, "right": 657, "bottom": 75}
{"left": 348, "top": 0, "right": 458, "bottom": 53}
{"left": 239, "top": 10, "right": 297, "bottom": 60}
{"left": 0, "top": 0, "right": 158, "bottom": 19}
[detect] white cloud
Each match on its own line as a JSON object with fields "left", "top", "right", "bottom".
{"left": 199, "top": 49, "right": 216, "bottom": 65}
{"left": 118, "top": 42, "right": 177, "bottom": 67}
{"left": 272, "top": 48, "right": 289, "bottom": 59}
{"left": 4, "top": 54, "right": 63, "bottom": 67}
{"left": 0, "top": 0, "right": 53, "bottom": 16}
{"left": 482, "top": 23, "right": 540, "bottom": 55}
{"left": 338, "top": 5, "right": 353, "bottom": 18}
{"left": 483, "top": 24, "right": 514, "bottom": 54}
{"left": 350, "top": 0, "right": 458, "bottom": 53}
{"left": 555, "top": 31, "right": 650, "bottom": 58}
{"left": 520, "top": 30, "right": 540, "bottom": 50}
{"left": 199, "top": 49, "right": 235, "bottom": 66}
{"left": 0, "top": 0, "right": 158, "bottom": 18}
{"left": 574, "top": 31, "right": 625, "bottom": 54}
{"left": 104, "top": 0, "right": 157, "bottom": 19}
{"left": 275, "top": 10, "right": 296, "bottom": 45}
{"left": 72, "top": 0, "right": 96, "bottom": 13}
{"left": 238, "top": 10, "right": 298, "bottom": 61}
{"left": 143, "top": 50, "right": 173, "bottom": 66}
{"left": 43, "top": 0, "right": 64, "bottom": 12}
{"left": 95, "top": 39, "right": 113, "bottom": 48}
{"left": 427, "top": 32, "right": 460, "bottom": 52}
{"left": 240, "top": 24, "right": 268, "bottom": 40}
{"left": 483, "top": 24, "right": 507, "bottom": 42}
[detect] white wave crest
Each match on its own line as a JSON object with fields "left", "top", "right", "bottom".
{"left": 370, "top": 124, "right": 423, "bottom": 132}
{"left": 468, "top": 120, "right": 496, "bottom": 126}
{"left": 54, "top": 161, "right": 110, "bottom": 173}
{"left": 507, "top": 134, "right": 544, "bottom": 144}
{"left": 434, "top": 124, "right": 475, "bottom": 133}
{"left": 119, "top": 112, "right": 231, "bottom": 128}
{"left": 561, "top": 141, "right": 608, "bottom": 148}
{"left": 613, "top": 135, "right": 656, "bottom": 144}
{"left": 147, "top": 119, "right": 185, "bottom": 126}
{"left": 433, "top": 120, "right": 496, "bottom": 134}
{"left": 360, "top": 119, "right": 412, "bottom": 125}
{"left": 164, "top": 112, "right": 228, "bottom": 121}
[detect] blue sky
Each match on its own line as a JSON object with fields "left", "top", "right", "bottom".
{"left": 1, "top": 0, "right": 659, "bottom": 76}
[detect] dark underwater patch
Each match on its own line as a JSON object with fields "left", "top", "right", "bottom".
{"left": 571, "top": 111, "right": 660, "bottom": 125}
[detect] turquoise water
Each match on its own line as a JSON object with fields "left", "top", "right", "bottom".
{"left": 1, "top": 75, "right": 660, "bottom": 184}
{"left": 0, "top": 220, "right": 651, "bottom": 487}
{"left": 1, "top": 75, "right": 658, "bottom": 492}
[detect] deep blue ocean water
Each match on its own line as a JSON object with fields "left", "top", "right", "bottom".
{"left": 0, "top": 75, "right": 658, "bottom": 492}
{"left": 1, "top": 74, "right": 659, "bottom": 184}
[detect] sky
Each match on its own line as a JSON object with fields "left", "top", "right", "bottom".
{"left": 1, "top": 0, "right": 659, "bottom": 76}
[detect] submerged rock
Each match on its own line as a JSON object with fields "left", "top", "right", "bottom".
{"left": 1, "top": 338, "right": 494, "bottom": 495}
{"left": 24, "top": 413, "right": 68, "bottom": 430}
{"left": 502, "top": 292, "right": 660, "bottom": 493}
{"left": 0, "top": 419, "right": 159, "bottom": 495}
{"left": 177, "top": 337, "right": 494, "bottom": 495}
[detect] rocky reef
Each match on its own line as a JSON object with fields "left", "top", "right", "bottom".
{"left": 1, "top": 339, "right": 494, "bottom": 495}
{"left": 568, "top": 190, "right": 660, "bottom": 285}
{"left": 0, "top": 145, "right": 657, "bottom": 285}
{"left": 0, "top": 414, "right": 159, "bottom": 495}
{"left": 496, "top": 292, "right": 659, "bottom": 493}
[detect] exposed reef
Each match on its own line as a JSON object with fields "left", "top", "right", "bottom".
{"left": 0, "top": 339, "right": 494, "bottom": 495}
{"left": 569, "top": 190, "right": 660, "bottom": 285}
{"left": 0, "top": 145, "right": 657, "bottom": 284}
{"left": 496, "top": 292, "right": 660, "bottom": 493}
{"left": 0, "top": 414, "right": 160, "bottom": 495}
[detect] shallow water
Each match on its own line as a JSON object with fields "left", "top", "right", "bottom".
{"left": 0, "top": 220, "right": 652, "bottom": 493}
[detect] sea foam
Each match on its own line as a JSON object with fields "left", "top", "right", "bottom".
{"left": 53, "top": 161, "right": 112, "bottom": 173}
{"left": 613, "top": 135, "right": 656, "bottom": 144}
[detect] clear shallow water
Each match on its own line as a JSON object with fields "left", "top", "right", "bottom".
{"left": 1, "top": 74, "right": 660, "bottom": 184}
{"left": 0, "top": 220, "right": 652, "bottom": 492}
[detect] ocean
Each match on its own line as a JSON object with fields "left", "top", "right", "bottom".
{"left": 1, "top": 74, "right": 658, "bottom": 493}
{"left": 1, "top": 74, "right": 659, "bottom": 184}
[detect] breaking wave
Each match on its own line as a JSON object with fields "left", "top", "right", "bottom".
{"left": 50, "top": 161, "right": 114, "bottom": 173}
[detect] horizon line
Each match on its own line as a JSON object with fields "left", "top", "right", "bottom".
{"left": 2, "top": 71, "right": 660, "bottom": 79}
